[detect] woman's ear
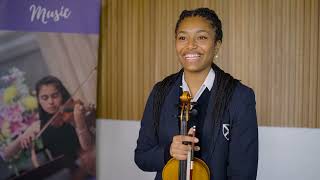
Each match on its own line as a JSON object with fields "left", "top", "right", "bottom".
{"left": 214, "top": 40, "right": 222, "bottom": 55}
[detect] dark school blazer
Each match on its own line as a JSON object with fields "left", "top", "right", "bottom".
{"left": 135, "top": 70, "right": 258, "bottom": 180}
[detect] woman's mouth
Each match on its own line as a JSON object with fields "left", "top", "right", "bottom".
{"left": 47, "top": 106, "right": 58, "bottom": 113}
{"left": 184, "top": 53, "right": 201, "bottom": 62}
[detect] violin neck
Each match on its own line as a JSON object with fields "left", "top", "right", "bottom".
{"left": 178, "top": 91, "right": 194, "bottom": 180}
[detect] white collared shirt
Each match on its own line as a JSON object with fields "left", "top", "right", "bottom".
{"left": 181, "top": 68, "right": 215, "bottom": 102}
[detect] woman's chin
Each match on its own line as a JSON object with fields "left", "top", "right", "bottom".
{"left": 182, "top": 63, "right": 203, "bottom": 71}
{"left": 45, "top": 108, "right": 58, "bottom": 114}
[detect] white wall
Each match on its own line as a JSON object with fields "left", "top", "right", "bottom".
{"left": 97, "top": 119, "right": 320, "bottom": 180}
{"left": 96, "top": 119, "right": 155, "bottom": 180}
{"left": 257, "top": 127, "right": 320, "bottom": 180}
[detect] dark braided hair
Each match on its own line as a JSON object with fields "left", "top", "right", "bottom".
{"left": 175, "top": 7, "right": 223, "bottom": 42}
{"left": 210, "top": 64, "right": 239, "bottom": 125}
{"left": 153, "top": 64, "right": 239, "bottom": 135}
{"left": 153, "top": 70, "right": 183, "bottom": 136}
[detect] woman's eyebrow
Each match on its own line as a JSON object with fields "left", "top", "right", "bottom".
{"left": 196, "top": 30, "right": 210, "bottom": 34}
{"left": 176, "top": 31, "right": 187, "bottom": 35}
{"left": 177, "top": 29, "right": 210, "bottom": 34}
{"left": 40, "top": 91, "right": 59, "bottom": 97}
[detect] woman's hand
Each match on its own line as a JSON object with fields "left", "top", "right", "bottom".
{"left": 169, "top": 127, "right": 200, "bottom": 160}
{"left": 19, "top": 121, "right": 40, "bottom": 149}
{"left": 79, "top": 147, "right": 96, "bottom": 176}
{"left": 73, "top": 102, "right": 86, "bottom": 129}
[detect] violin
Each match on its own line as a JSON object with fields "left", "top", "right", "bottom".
{"left": 50, "top": 99, "right": 96, "bottom": 127}
{"left": 162, "top": 91, "right": 210, "bottom": 180}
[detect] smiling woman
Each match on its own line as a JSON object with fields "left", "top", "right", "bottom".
{"left": 175, "top": 15, "right": 221, "bottom": 96}
{"left": 134, "top": 8, "right": 258, "bottom": 180}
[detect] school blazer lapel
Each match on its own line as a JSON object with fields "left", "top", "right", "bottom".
{"left": 161, "top": 75, "right": 182, "bottom": 140}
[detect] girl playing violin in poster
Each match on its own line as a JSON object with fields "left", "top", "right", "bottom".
{"left": 2, "top": 75, "right": 96, "bottom": 179}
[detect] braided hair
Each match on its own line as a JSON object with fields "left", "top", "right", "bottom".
{"left": 153, "top": 70, "right": 183, "bottom": 135}
{"left": 153, "top": 64, "right": 238, "bottom": 135}
{"left": 153, "top": 8, "right": 238, "bottom": 135}
{"left": 175, "top": 7, "right": 223, "bottom": 43}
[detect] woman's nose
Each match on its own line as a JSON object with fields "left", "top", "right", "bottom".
{"left": 187, "top": 39, "right": 197, "bottom": 49}
{"left": 47, "top": 97, "right": 54, "bottom": 104}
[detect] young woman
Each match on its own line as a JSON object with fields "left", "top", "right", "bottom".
{"left": 2, "top": 75, "right": 95, "bottom": 177}
{"left": 135, "top": 8, "right": 258, "bottom": 180}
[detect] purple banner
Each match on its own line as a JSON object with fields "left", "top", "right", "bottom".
{"left": 0, "top": 0, "right": 100, "bottom": 34}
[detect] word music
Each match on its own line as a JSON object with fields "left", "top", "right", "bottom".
{"left": 29, "top": 4, "right": 71, "bottom": 24}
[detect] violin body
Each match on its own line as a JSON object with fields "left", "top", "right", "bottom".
{"left": 162, "top": 158, "right": 210, "bottom": 180}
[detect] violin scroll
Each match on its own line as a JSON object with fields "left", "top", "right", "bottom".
{"left": 180, "top": 91, "right": 192, "bottom": 103}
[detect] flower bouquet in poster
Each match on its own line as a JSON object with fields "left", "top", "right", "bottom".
{"left": 0, "top": 67, "right": 42, "bottom": 175}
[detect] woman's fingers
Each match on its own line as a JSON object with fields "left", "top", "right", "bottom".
{"left": 194, "top": 146, "right": 200, "bottom": 151}
{"left": 34, "top": 121, "right": 41, "bottom": 133}
{"left": 21, "top": 138, "right": 28, "bottom": 149}
{"left": 170, "top": 134, "right": 199, "bottom": 160}
{"left": 173, "top": 135, "right": 198, "bottom": 144}
{"left": 74, "top": 104, "right": 85, "bottom": 120}
{"left": 20, "top": 139, "right": 25, "bottom": 149}
{"left": 74, "top": 103, "right": 85, "bottom": 114}
{"left": 188, "top": 127, "right": 196, "bottom": 135}
{"left": 171, "top": 140, "right": 190, "bottom": 152}
{"left": 20, "top": 133, "right": 36, "bottom": 149}
{"left": 19, "top": 121, "right": 41, "bottom": 149}
{"left": 170, "top": 126, "right": 199, "bottom": 160}
{"left": 171, "top": 145, "right": 200, "bottom": 160}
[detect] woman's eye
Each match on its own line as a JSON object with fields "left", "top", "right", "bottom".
{"left": 178, "top": 36, "right": 186, "bottom": 40}
{"left": 40, "top": 95, "right": 48, "bottom": 101}
{"left": 198, "top": 36, "right": 208, "bottom": 40}
{"left": 51, "top": 92, "right": 60, "bottom": 99}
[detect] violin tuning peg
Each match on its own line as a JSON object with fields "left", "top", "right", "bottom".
{"left": 190, "top": 108, "right": 198, "bottom": 117}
